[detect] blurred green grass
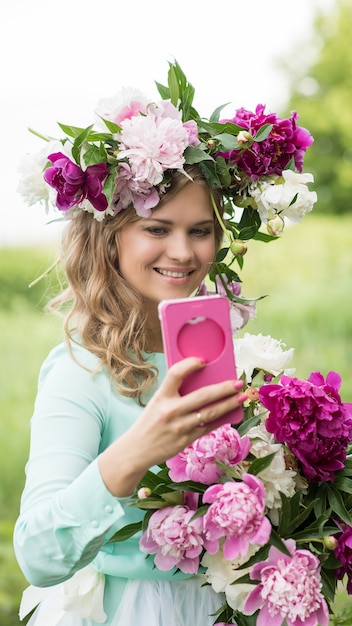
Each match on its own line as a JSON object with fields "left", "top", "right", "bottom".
{"left": 1, "top": 214, "right": 351, "bottom": 624}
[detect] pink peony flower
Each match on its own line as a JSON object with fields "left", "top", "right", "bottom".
{"left": 334, "top": 522, "right": 352, "bottom": 594}
{"left": 113, "top": 162, "right": 160, "bottom": 217}
{"left": 197, "top": 275, "right": 256, "bottom": 333}
{"left": 139, "top": 505, "right": 208, "bottom": 574}
{"left": 202, "top": 475, "right": 271, "bottom": 560}
{"left": 243, "top": 539, "right": 330, "bottom": 626}
{"left": 218, "top": 105, "right": 313, "bottom": 179}
{"left": 117, "top": 105, "right": 190, "bottom": 186}
{"left": 166, "top": 425, "right": 250, "bottom": 484}
{"left": 44, "top": 152, "right": 109, "bottom": 212}
{"left": 259, "top": 371, "right": 352, "bottom": 482}
{"left": 215, "top": 275, "right": 256, "bottom": 332}
{"left": 183, "top": 120, "right": 200, "bottom": 146}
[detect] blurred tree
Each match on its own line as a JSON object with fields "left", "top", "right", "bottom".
{"left": 281, "top": 0, "right": 352, "bottom": 214}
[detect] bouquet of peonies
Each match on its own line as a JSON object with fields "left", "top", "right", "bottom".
{"left": 110, "top": 336, "right": 352, "bottom": 626}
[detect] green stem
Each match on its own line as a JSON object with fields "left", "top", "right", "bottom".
{"left": 210, "top": 190, "right": 229, "bottom": 240}
{"left": 28, "top": 259, "right": 59, "bottom": 288}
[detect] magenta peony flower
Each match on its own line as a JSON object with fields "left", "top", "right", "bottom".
{"left": 334, "top": 522, "right": 352, "bottom": 594}
{"left": 218, "top": 105, "right": 313, "bottom": 179}
{"left": 139, "top": 505, "right": 207, "bottom": 574}
{"left": 259, "top": 371, "right": 352, "bottom": 482}
{"left": 166, "top": 425, "right": 250, "bottom": 484}
{"left": 243, "top": 539, "right": 330, "bottom": 626}
{"left": 202, "top": 475, "right": 271, "bottom": 560}
{"left": 44, "top": 152, "right": 109, "bottom": 212}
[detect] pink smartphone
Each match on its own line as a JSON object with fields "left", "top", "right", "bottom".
{"left": 158, "top": 295, "right": 243, "bottom": 426}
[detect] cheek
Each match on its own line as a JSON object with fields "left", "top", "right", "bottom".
{"left": 200, "top": 239, "right": 216, "bottom": 263}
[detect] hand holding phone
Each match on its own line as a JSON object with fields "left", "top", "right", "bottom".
{"left": 158, "top": 295, "right": 242, "bottom": 427}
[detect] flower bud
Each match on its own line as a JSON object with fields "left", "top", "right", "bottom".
{"left": 206, "top": 138, "right": 217, "bottom": 151}
{"left": 284, "top": 451, "right": 299, "bottom": 472}
{"left": 237, "top": 130, "right": 253, "bottom": 145}
{"left": 267, "top": 214, "right": 285, "bottom": 237}
{"left": 230, "top": 240, "right": 247, "bottom": 256}
{"left": 137, "top": 487, "right": 152, "bottom": 499}
{"left": 246, "top": 386, "right": 260, "bottom": 402}
{"left": 323, "top": 535, "right": 339, "bottom": 550}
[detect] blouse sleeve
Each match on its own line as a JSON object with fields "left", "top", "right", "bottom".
{"left": 13, "top": 344, "right": 129, "bottom": 587}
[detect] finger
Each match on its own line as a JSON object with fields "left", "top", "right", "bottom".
{"left": 188, "top": 392, "right": 248, "bottom": 431}
{"left": 161, "top": 357, "right": 206, "bottom": 395}
{"left": 181, "top": 379, "right": 243, "bottom": 414}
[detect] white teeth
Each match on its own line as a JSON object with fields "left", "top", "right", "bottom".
{"left": 157, "top": 269, "right": 191, "bottom": 278}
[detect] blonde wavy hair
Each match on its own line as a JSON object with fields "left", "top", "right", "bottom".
{"left": 49, "top": 165, "right": 224, "bottom": 404}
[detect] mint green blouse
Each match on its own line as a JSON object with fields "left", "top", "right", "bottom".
{"left": 14, "top": 343, "right": 192, "bottom": 598}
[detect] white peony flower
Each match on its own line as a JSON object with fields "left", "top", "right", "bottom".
{"left": 249, "top": 170, "right": 317, "bottom": 224}
{"left": 17, "top": 140, "right": 64, "bottom": 210}
{"left": 95, "top": 87, "right": 149, "bottom": 129}
{"left": 234, "top": 332, "right": 295, "bottom": 382}
{"left": 245, "top": 422, "right": 297, "bottom": 524}
{"left": 201, "top": 545, "right": 258, "bottom": 612}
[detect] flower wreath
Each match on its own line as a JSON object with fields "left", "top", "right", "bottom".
{"left": 18, "top": 60, "right": 317, "bottom": 303}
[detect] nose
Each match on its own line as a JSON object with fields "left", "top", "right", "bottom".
{"left": 166, "top": 233, "right": 194, "bottom": 263}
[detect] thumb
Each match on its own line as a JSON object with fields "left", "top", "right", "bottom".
{"left": 160, "top": 357, "right": 205, "bottom": 395}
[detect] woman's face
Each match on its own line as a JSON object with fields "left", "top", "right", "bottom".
{"left": 118, "top": 182, "right": 216, "bottom": 315}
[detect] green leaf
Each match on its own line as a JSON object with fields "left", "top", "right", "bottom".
{"left": 159, "top": 490, "right": 184, "bottom": 505}
{"left": 189, "top": 504, "right": 209, "bottom": 521}
{"left": 199, "top": 160, "right": 222, "bottom": 188}
{"left": 253, "top": 230, "right": 278, "bottom": 243}
{"left": 209, "top": 102, "right": 231, "bottom": 122}
{"left": 238, "top": 206, "right": 261, "bottom": 231}
{"left": 237, "top": 411, "right": 263, "bottom": 436}
{"left": 57, "top": 122, "right": 86, "bottom": 139}
{"left": 289, "top": 502, "right": 324, "bottom": 537}
{"left": 99, "top": 117, "right": 121, "bottom": 134}
{"left": 215, "top": 247, "right": 229, "bottom": 263}
{"left": 269, "top": 527, "right": 292, "bottom": 556}
{"left": 107, "top": 521, "right": 142, "bottom": 543}
{"left": 333, "top": 476, "right": 352, "bottom": 495}
{"left": 130, "top": 498, "right": 171, "bottom": 510}
{"left": 137, "top": 469, "right": 168, "bottom": 490}
{"left": 215, "top": 155, "right": 232, "bottom": 186}
{"left": 167, "top": 65, "right": 179, "bottom": 107}
{"left": 213, "top": 133, "right": 240, "bottom": 152}
{"left": 247, "top": 452, "right": 277, "bottom": 476}
{"left": 83, "top": 144, "right": 107, "bottom": 167}
{"left": 326, "top": 484, "right": 352, "bottom": 525}
{"left": 238, "top": 225, "right": 260, "bottom": 241}
{"left": 103, "top": 170, "right": 118, "bottom": 205}
{"left": 184, "top": 146, "right": 214, "bottom": 165}
{"left": 155, "top": 80, "right": 170, "bottom": 100}
{"left": 254, "top": 123, "right": 273, "bottom": 142}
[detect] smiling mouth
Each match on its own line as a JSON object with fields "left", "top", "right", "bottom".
{"left": 155, "top": 269, "right": 194, "bottom": 278}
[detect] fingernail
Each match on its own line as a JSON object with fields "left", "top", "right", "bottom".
{"left": 237, "top": 393, "right": 248, "bottom": 403}
{"left": 233, "top": 380, "right": 244, "bottom": 390}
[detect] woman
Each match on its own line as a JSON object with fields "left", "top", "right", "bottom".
{"left": 14, "top": 160, "right": 248, "bottom": 626}
{"left": 15, "top": 62, "right": 316, "bottom": 626}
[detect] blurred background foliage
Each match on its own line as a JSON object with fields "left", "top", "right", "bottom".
{"left": 281, "top": 0, "right": 352, "bottom": 215}
{"left": 2, "top": 0, "right": 352, "bottom": 623}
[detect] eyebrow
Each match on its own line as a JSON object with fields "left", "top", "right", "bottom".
{"left": 144, "top": 218, "right": 214, "bottom": 226}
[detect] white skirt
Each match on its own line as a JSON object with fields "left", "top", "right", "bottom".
{"left": 21, "top": 567, "right": 225, "bottom": 626}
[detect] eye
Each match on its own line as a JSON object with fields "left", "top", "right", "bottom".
{"left": 145, "top": 227, "right": 168, "bottom": 236}
{"left": 190, "top": 227, "right": 213, "bottom": 237}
